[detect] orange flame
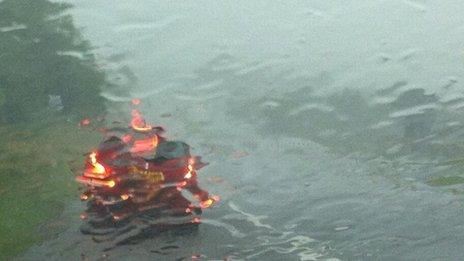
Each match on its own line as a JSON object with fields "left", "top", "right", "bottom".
{"left": 200, "top": 195, "right": 220, "bottom": 209}
{"left": 200, "top": 198, "right": 214, "bottom": 209}
{"left": 131, "top": 109, "right": 152, "bottom": 132}
{"left": 184, "top": 164, "right": 194, "bottom": 179}
{"left": 108, "top": 180, "right": 116, "bottom": 188}
{"left": 76, "top": 176, "right": 116, "bottom": 188}
{"left": 88, "top": 152, "right": 106, "bottom": 175}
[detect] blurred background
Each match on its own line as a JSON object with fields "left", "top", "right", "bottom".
{"left": 2, "top": 0, "right": 464, "bottom": 260}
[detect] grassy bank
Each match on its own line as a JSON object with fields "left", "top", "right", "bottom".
{"left": 0, "top": 117, "right": 101, "bottom": 260}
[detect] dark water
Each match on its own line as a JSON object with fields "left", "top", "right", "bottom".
{"left": 19, "top": 0, "right": 464, "bottom": 260}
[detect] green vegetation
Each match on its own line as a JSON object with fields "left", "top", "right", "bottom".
{"left": 0, "top": 0, "right": 109, "bottom": 259}
{"left": 0, "top": 119, "right": 101, "bottom": 259}
{"left": 0, "top": 0, "right": 106, "bottom": 123}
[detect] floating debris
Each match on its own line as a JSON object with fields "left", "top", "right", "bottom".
{"left": 75, "top": 101, "right": 219, "bottom": 245}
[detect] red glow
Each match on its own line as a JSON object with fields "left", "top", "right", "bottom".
{"left": 188, "top": 158, "right": 195, "bottom": 165}
{"left": 130, "top": 136, "right": 158, "bottom": 154}
{"left": 121, "top": 134, "right": 132, "bottom": 143}
{"left": 211, "top": 195, "right": 220, "bottom": 202}
{"left": 132, "top": 98, "right": 141, "bottom": 105}
{"left": 79, "top": 118, "right": 91, "bottom": 126}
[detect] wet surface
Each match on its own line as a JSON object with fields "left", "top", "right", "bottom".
{"left": 19, "top": 0, "right": 464, "bottom": 260}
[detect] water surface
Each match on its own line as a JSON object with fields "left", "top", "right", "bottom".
{"left": 22, "top": 0, "right": 464, "bottom": 260}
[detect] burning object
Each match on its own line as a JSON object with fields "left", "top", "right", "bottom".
{"left": 75, "top": 103, "right": 218, "bottom": 243}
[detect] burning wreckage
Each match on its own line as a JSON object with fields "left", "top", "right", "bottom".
{"left": 76, "top": 106, "right": 219, "bottom": 243}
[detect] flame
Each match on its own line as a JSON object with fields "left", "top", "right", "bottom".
{"left": 108, "top": 180, "right": 116, "bottom": 188}
{"left": 88, "top": 152, "right": 106, "bottom": 175}
{"left": 200, "top": 198, "right": 214, "bottom": 209}
{"left": 89, "top": 152, "right": 97, "bottom": 164}
{"left": 76, "top": 176, "right": 116, "bottom": 188}
{"left": 185, "top": 164, "right": 194, "bottom": 179}
{"left": 120, "top": 194, "right": 129, "bottom": 200}
{"left": 131, "top": 109, "right": 152, "bottom": 132}
{"left": 200, "top": 195, "right": 219, "bottom": 209}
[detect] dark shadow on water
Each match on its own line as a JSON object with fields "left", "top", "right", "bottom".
{"left": 0, "top": 0, "right": 106, "bottom": 123}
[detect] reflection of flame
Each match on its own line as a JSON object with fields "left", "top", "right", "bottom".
{"left": 131, "top": 109, "right": 152, "bottom": 132}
